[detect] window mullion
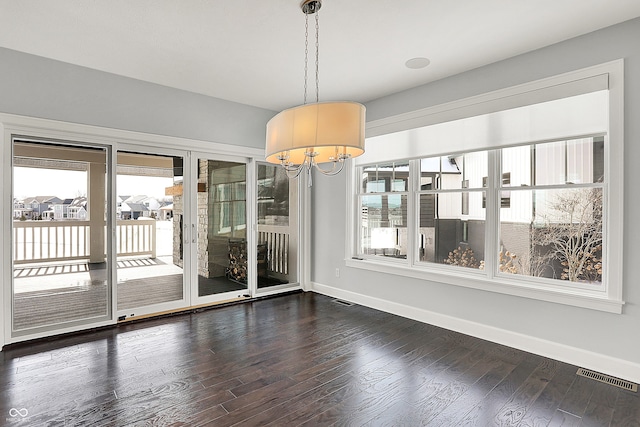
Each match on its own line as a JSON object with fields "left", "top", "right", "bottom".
{"left": 354, "top": 166, "right": 362, "bottom": 257}
{"left": 484, "top": 150, "right": 500, "bottom": 280}
{"left": 408, "top": 159, "right": 419, "bottom": 266}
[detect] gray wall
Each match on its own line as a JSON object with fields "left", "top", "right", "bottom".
{"left": 312, "top": 17, "right": 640, "bottom": 368}
{"left": 0, "top": 47, "right": 276, "bottom": 148}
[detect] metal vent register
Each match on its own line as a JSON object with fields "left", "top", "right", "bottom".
{"left": 332, "top": 299, "right": 354, "bottom": 307}
{"left": 576, "top": 368, "right": 637, "bottom": 392}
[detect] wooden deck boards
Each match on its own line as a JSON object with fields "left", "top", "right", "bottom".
{"left": 12, "top": 259, "right": 249, "bottom": 331}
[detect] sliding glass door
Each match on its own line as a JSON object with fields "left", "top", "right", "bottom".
{"left": 8, "top": 139, "right": 302, "bottom": 342}
{"left": 256, "top": 162, "right": 299, "bottom": 292}
{"left": 192, "top": 156, "right": 250, "bottom": 303}
{"left": 12, "top": 138, "right": 112, "bottom": 335}
{"left": 115, "top": 151, "right": 186, "bottom": 319}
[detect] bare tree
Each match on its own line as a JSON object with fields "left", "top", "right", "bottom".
{"left": 531, "top": 188, "right": 603, "bottom": 282}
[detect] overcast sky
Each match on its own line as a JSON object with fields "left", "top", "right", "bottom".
{"left": 13, "top": 167, "right": 173, "bottom": 200}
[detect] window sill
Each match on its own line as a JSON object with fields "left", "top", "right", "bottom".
{"left": 345, "top": 258, "right": 624, "bottom": 314}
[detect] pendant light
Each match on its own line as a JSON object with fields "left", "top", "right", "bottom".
{"left": 265, "top": 0, "right": 365, "bottom": 186}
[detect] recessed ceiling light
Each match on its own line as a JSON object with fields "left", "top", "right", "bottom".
{"left": 405, "top": 57, "right": 431, "bottom": 69}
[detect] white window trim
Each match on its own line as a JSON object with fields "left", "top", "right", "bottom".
{"left": 345, "top": 60, "right": 624, "bottom": 314}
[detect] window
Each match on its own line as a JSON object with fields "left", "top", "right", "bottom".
{"left": 359, "top": 139, "right": 603, "bottom": 282}
{"left": 354, "top": 138, "right": 608, "bottom": 300}
{"left": 359, "top": 162, "right": 408, "bottom": 258}
{"left": 500, "top": 138, "right": 604, "bottom": 282}
{"left": 213, "top": 181, "right": 246, "bottom": 234}
{"left": 347, "top": 61, "right": 623, "bottom": 313}
{"left": 257, "top": 164, "right": 290, "bottom": 226}
{"left": 417, "top": 152, "right": 486, "bottom": 269}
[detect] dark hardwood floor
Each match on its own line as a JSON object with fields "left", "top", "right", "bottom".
{"left": 0, "top": 292, "right": 637, "bottom": 426}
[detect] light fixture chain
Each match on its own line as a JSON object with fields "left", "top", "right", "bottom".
{"left": 315, "top": 10, "right": 319, "bottom": 103}
{"left": 304, "top": 12, "right": 309, "bottom": 105}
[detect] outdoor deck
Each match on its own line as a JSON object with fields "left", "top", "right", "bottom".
{"left": 12, "top": 257, "right": 250, "bottom": 331}
{"left": 11, "top": 219, "right": 291, "bottom": 331}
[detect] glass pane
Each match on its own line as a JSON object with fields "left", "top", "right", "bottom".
{"left": 360, "top": 194, "right": 407, "bottom": 258}
{"left": 420, "top": 157, "right": 441, "bottom": 190}
{"left": 502, "top": 145, "right": 533, "bottom": 187}
{"left": 257, "top": 164, "right": 289, "bottom": 226}
{"left": 420, "top": 152, "right": 487, "bottom": 190}
{"left": 362, "top": 162, "right": 409, "bottom": 193}
{"left": 535, "top": 141, "right": 566, "bottom": 185}
{"left": 256, "top": 163, "right": 298, "bottom": 289}
{"left": 566, "top": 137, "right": 604, "bottom": 183}
{"left": 116, "top": 152, "right": 184, "bottom": 312}
{"left": 463, "top": 151, "right": 488, "bottom": 189}
{"left": 503, "top": 138, "right": 605, "bottom": 187}
{"left": 439, "top": 156, "right": 463, "bottom": 189}
{"left": 13, "top": 140, "right": 110, "bottom": 332}
{"left": 498, "top": 188, "right": 603, "bottom": 284}
{"left": 418, "top": 192, "right": 485, "bottom": 269}
{"left": 198, "top": 160, "right": 248, "bottom": 296}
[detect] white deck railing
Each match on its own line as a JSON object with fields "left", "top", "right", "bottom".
{"left": 13, "top": 220, "right": 156, "bottom": 264}
{"left": 257, "top": 226, "right": 289, "bottom": 275}
{"left": 13, "top": 220, "right": 90, "bottom": 264}
{"left": 13, "top": 220, "right": 289, "bottom": 275}
{"left": 116, "top": 220, "right": 156, "bottom": 259}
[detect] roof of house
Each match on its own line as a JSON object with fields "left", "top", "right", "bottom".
{"left": 23, "top": 196, "right": 62, "bottom": 204}
{"left": 122, "top": 202, "right": 149, "bottom": 212}
{"left": 124, "top": 195, "right": 152, "bottom": 204}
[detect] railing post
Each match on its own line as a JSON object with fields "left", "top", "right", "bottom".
{"left": 151, "top": 221, "right": 157, "bottom": 259}
{"left": 88, "top": 161, "right": 107, "bottom": 263}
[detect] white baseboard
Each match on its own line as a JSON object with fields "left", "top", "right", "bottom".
{"left": 310, "top": 281, "right": 640, "bottom": 384}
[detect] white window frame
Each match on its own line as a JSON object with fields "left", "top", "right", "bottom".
{"left": 345, "top": 60, "right": 624, "bottom": 314}
{"left": 357, "top": 162, "right": 410, "bottom": 262}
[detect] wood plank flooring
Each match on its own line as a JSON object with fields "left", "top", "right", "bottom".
{"left": 0, "top": 292, "right": 637, "bottom": 426}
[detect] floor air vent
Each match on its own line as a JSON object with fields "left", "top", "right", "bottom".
{"left": 332, "top": 299, "right": 354, "bottom": 307}
{"left": 576, "top": 368, "right": 637, "bottom": 392}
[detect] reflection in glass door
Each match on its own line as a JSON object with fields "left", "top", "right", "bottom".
{"left": 196, "top": 159, "right": 249, "bottom": 298}
{"left": 116, "top": 152, "right": 185, "bottom": 317}
{"left": 256, "top": 163, "right": 298, "bottom": 290}
{"left": 12, "top": 139, "right": 111, "bottom": 334}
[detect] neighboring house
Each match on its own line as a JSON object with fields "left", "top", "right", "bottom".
{"left": 52, "top": 198, "right": 74, "bottom": 219}
{"left": 159, "top": 202, "right": 173, "bottom": 220}
{"left": 12, "top": 198, "right": 33, "bottom": 219}
{"left": 42, "top": 210, "right": 55, "bottom": 220}
{"left": 120, "top": 201, "right": 149, "bottom": 220}
{"left": 121, "top": 195, "right": 160, "bottom": 219}
{"left": 22, "top": 196, "right": 63, "bottom": 218}
{"left": 129, "top": 195, "right": 160, "bottom": 210}
{"left": 116, "top": 195, "right": 129, "bottom": 219}
{"left": 144, "top": 197, "right": 161, "bottom": 218}
{"left": 67, "top": 197, "right": 88, "bottom": 220}
{"left": 13, "top": 207, "right": 34, "bottom": 220}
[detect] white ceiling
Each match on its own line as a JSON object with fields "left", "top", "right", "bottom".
{"left": 1, "top": 1, "right": 639, "bottom": 112}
